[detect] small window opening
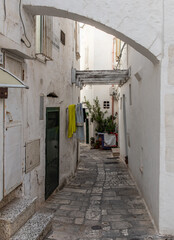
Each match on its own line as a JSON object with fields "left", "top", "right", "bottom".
{"left": 103, "top": 101, "right": 110, "bottom": 109}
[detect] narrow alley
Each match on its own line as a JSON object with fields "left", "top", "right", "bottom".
{"left": 41, "top": 145, "right": 166, "bottom": 240}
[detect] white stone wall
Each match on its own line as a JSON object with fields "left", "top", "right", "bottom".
{"left": 119, "top": 46, "right": 161, "bottom": 229}
{"left": 159, "top": 0, "right": 174, "bottom": 234}
{"left": 0, "top": 1, "right": 80, "bottom": 203}
{"left": 0, "top": 100, "right": 3, "bottom": 201}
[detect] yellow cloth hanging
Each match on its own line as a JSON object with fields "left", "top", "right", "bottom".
{"left": 68, "top": 104, "right": 76, "bottom": 138}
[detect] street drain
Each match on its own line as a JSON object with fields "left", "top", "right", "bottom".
{"left": 91, "top": 225, "right": 102, "bottom": 230}
{"left": 104, "top": 162, "right": 119, "bottom": 164}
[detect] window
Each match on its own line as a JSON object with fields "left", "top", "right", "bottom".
{"left": 35, "top": 15, "right": 53, "bottom": 61}
{"left": 103, "top": 101, "right": 110, "bottom": 109}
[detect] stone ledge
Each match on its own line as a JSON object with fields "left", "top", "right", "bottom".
{"left": 10, "top": 212, "right": 53, "bottom": 240}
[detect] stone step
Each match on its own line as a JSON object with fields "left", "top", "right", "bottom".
{"left": 111, "top": 147, "right": 120, "bottom": 157}
{"left": 0, "top": 197, "right": 37, "bottom": 240}
{"left": 10, "top": 212, "right": 53, "bottom": 240}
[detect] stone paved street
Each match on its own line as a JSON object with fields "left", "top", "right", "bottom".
{"left": 43, "top": 145, "right": 172, "bottom": 240}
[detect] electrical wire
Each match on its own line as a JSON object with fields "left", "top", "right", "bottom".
{"left": 4, "top": 0, "right": 6, "bottom": 20}
{"left": 19, "top": 0, "right": 31, "bottom": 48}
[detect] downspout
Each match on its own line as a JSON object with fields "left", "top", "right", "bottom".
{"left": 3, "top": 99, "right": 5, "bottom": 196}
{"left": 2, "top": 54, "right": 5, "bottom": 197}
{"left": 112, "top": 38, "right": 115, "bottom": 120}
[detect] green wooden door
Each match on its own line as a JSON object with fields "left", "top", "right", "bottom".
{"left": 45, "top": 108, "right": 59, "bottom": 199}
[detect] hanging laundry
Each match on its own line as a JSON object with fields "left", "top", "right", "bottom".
{"left": 68, "top": 104, "right": 76, "bottom": 138}
{"left": 76, "top": 103, "right": 84, "bottom": 142}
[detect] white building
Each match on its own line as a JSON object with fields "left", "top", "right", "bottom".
{"left": 0, "top": 0, "right": 80, "bottom": 208}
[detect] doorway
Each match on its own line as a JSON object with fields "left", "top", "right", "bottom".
{"left": 45, "top": 107, "right": 60, "bottom": 199}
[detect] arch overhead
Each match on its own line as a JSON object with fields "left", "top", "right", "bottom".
{"left": 23, "top": 0, "right": 163, "bottom": 64}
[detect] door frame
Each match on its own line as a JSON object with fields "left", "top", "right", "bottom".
{"left": 45, "top": 107, "right": 60, "bottom": 199}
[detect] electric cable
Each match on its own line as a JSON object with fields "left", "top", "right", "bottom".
{"left": 19, "top": 0, "right": 31, "bottom": 48}
{"left": 4, "top": 0, "right": 6, "bottom": 20}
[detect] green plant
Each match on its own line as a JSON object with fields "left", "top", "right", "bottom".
{"left": 84, "top": 97, "right": 106, "bottom": 133}
{"left": 84, "top": 97, "right": 117, "bottom": 134}
{"left": 104, "top": 115, "right": 116, "bottom": 133}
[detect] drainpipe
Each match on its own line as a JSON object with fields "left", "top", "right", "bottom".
{"left": 3, "top": 98, "right": 5, "bottom": 196}
{"left": 112, "top": 39, "right": 115, "bottom": 120}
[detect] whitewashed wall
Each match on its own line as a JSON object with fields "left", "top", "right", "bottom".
{"left": 119, "top": 46, "right": 161, "bottom": 229}
{"left": 0, "top": 0, "right": 80, "bottom": 203}
{"left": 159, "top": 0, "right": 174, "bottom": 234}
{"left": 0, "top": 100, "right": 3, "bottom": 201}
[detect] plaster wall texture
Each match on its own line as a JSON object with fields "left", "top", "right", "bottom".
{"left": 159, "top": 0, "right": 174, "bottom": 234}
{"left": 22, "top": 19, "right": 80, "bottom": 203}
{"left": 119, "top": 46, "right": 160, "bottom": 229}
{"left": 0, "top": 101, "right": 3, "bottom": 201}
{"left": 23, "top": 0, "right": 163, "bottom": 63}
{"left": 80, "top": 24, "right": 94, "bottom": 71}
{"left": 0, "top": 1, "right": 80, "bottom": 204}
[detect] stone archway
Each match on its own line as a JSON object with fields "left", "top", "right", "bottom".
{"left": 22, "top": 0, "right": 174, "bottom": 235}
{"left": 23, "top": 0, "right": 163, "bottom": 64}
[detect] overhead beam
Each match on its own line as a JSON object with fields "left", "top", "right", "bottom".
{"left": 72, "top": 68, "right": 131, "bottom": 87}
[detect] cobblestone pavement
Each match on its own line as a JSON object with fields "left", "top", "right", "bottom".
{"left": 43, "top": 145, "right": 173, "bottom": 240}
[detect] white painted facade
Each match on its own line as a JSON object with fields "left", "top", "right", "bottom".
{"left": 119, "top": 46, "right": 161, "bottom": 230}
{"left": 0, "top": 0, "right": 174, "bottom": 235}
{"left": 0, "top": 0, "right": 80, "bottom": 204}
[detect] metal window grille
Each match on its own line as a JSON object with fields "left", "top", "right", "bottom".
{"left": 103, "top": 101, "right": 110, "bottom": 109}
